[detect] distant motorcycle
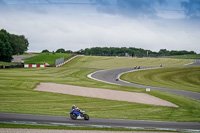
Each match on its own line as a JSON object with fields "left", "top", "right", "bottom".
{"left": 70, "top": 109, "right": 89, "bottom": 120}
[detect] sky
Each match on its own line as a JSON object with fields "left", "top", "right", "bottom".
{"left": 0, "top": 0, "right": 200, "bottom": 53}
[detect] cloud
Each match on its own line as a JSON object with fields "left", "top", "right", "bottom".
{"left": 0, "top": 0, "right": 6, "bottom": 5}
{"left": 181, "top": 0, "right": 200, "bottom": 18}
{"left": 91, "top": 0, "right": 166, "bottom": 17}
{"left": 91, "top": 0, "right": 200, "bottom": 19}
{"left": 0, "top": 0, "right": 199, "bottom": 53}
{"left": 1, "top": 0, "right": 94, "bottom": 5}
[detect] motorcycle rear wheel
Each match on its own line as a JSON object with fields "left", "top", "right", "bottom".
{"left": 84, "top": 114, "right": 89, "bottom": 120}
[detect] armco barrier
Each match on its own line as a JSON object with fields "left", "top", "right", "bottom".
{"left": 56, "top": 55, "right": 84, "bottom": 67}
{"left": 24, "top": 64, "right": 46, "bottom": 68}
{"left": 55, "top": 57, "right": 64, "bottom": 66}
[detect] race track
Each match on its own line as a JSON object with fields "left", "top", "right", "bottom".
{"left": 89, "top": 60, "right": 200, "bottom": 101}
{"left": 0, "top": 113, "right": 200, "bottom": 131}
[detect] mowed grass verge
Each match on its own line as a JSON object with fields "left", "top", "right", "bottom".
{"left": 0, "top": 123, "right": 176, "bottom": 132}
{"left": 121, "top": 66, "right": 200, "bottom": 93}
{"left": 64, "top": 56, "right": 194, "bottom": 69}
{"left": 168, "top": 54, "right": 200, "bottom": 59}
{"left": 0, "top": 56, "right": 200, "bottom": 122}
{"left": 24, "top": 53, "right": 70, "bottom": 66}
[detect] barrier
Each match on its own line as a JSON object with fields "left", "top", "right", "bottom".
{"left": 0, "top": 65, "right": 24, "bottom": 69}
{"left": 56, "top": 55, "right": 84, "bottom": 67}
{"left": 55, "top": 57, "right": 64, "bottom": 66}
{"left": 24, "top": 64, "right": 46, "bottom": 68}
{"left": 0, "top": 64, "right": 46, "bottom": 69}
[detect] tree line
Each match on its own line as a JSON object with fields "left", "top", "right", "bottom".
{"left": 42, "top": 48, "right": 73, "bottom": 54}
{"left": 43, "top": 47, "right": 196, "bottom": 57}
{"left": 0, "top": 29, "right": 29, "bottom": 62}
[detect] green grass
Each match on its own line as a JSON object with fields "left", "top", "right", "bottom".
{"left": 0, "top": 62, "right": 18, "bottom": 66}
{"left": 0, "top": 123, "right": 178, "bottom": 132}
{"left": 168, "top": 54, "right": 200, "bottom": 59}
{"left": 121, "top": 66, "right": 200, "bottom": 93}
{"left": 24, "top": 53, "right": 70, "bottom": 66}
{"left": 65, "top": 56, "right": 194, "bottom": 69}
{"left": 0, "top": 56, "right": 200, "bottom": 122}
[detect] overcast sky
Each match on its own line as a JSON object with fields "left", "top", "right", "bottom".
{"left": 0, "top": 0, "right": 200, "bottom": 53}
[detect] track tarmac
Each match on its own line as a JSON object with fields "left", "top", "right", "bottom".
{"left": 0, "top": 113, "right": 200, "bottom": 131}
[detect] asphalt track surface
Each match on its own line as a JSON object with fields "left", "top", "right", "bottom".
{"left": 90, "top": 60, "right": 200, "bottom": 101}
{"left": 1, "top": 60, "right": 200, "bottom": 131}
{"left": 0, "top": 113, "right": 200, "bottom": 130}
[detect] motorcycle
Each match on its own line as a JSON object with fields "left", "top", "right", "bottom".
{"left": 70, "top": 109, "right": 89, "bottom": 120}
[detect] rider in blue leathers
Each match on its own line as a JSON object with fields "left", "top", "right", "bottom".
{"left": 72, "top": 105, "right": 79, "bottom": 111}
{"left": 72, "top": 105, "right": 84, "bottom": 113}
{"left": 71, "top": 105, "right": 84, "bottom": 118}
{"left": 70, "top": 105, "right": 89, "bottom": 120}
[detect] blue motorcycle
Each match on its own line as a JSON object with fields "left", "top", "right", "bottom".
{"left": 70, "top": 109, "right": 89, "bottom": 120}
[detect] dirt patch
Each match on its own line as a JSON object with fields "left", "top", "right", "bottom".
{"left": 34, "top": 83, "right": 178, "bottom": 107}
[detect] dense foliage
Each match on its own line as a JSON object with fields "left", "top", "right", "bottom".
{"left": 56, "top": 48, "right": 65, "bottom": 53}
{"left": 41, "top": 49, "right": 49, "bottom": 53}
{"left": 42, "top": 49, "right": 73, "bottom": 54}
{"left": 75, "top": 47, "right": 196, "bottom": 57}
{"left": 0, "top": 29, "right": 29, "bottom": 62}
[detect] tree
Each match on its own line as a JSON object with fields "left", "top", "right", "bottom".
{"left": 0, "top": 29, "right": 29, "bottom": 62}
{"left": 9, "top": 34, "right": 29, "bottom": 55}
{"left": 0, "top": 29, "right": 13, "bottom": 62}
{"left": 56, "top": 48, "right": 65, "bottom": 53}
{"left": 74, "top": 47, "right": 197, "bottom": 57}
{"left": 159, "top": 49, "right": 169, "bottom": 56}
{"left": 65, "top": 50, "right": 73, "bottom": 54}
{"left": 41, "top": 49, "right": 49, "bottom": 53}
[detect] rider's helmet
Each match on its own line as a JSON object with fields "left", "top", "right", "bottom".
{"left": 72, "top": 105, "right": 76, "bottom": 109}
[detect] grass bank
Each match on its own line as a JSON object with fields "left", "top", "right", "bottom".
{"left": 24, "top": 53, "right": 70, "bottom": 66}
{"left": 65, "top": 56, "right": 194, "bottom": 69}
{"left": 0, "top": 56, "right": 200, "bottom": 122}
{"left": 0, "top": 62, "right": 18, "bottom": 66}
{"left": 121, "top": 66, "right": 200, "bottom": 93}
{"left": 168, "top": 54, "right": 200, "bottom": 59}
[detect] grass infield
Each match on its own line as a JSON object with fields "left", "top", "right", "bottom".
{"left": 0, "top": 56, "right": 199, "bottom": 122}
{"left": 121, "top": 66, "right": 200, "bottom": 93}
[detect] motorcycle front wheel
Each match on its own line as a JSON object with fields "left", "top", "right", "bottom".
{"left": 70, "top": 114, "right": 77, "bottom": 120}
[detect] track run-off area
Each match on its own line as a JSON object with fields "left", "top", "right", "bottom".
{"left": 0, "top": 57, "right": 200, "bottom": 131}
